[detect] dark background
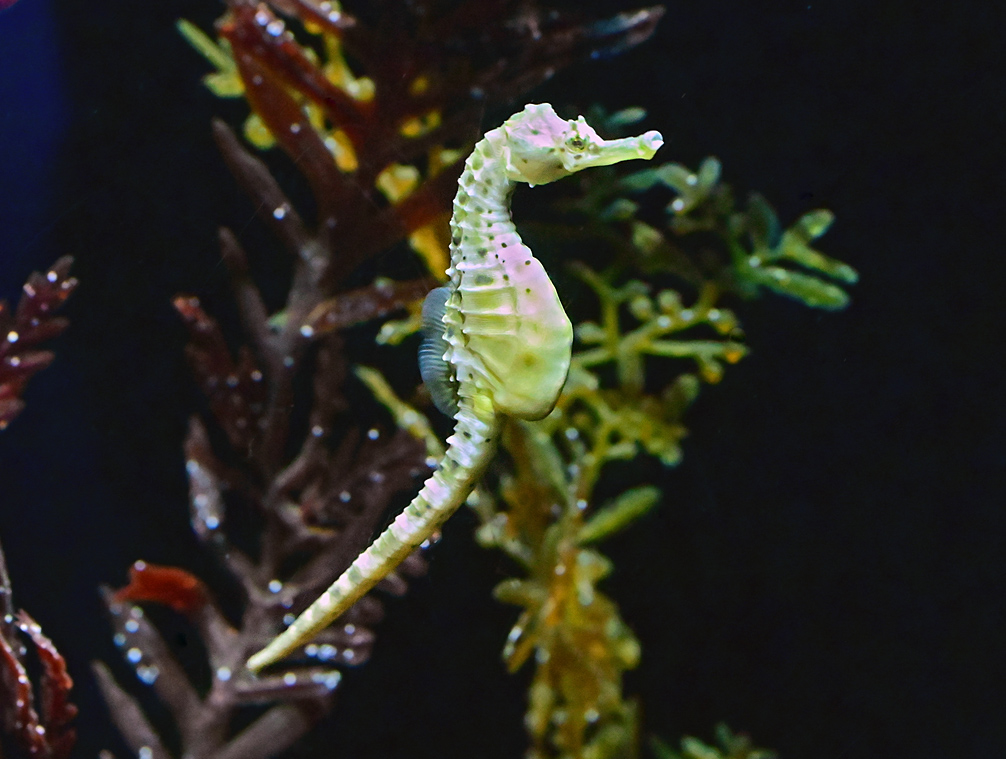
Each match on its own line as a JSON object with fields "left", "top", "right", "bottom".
{"left": 1, "top": 0, "right": 1004, "bottom": 757}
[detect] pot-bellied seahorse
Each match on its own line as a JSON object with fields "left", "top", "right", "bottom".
{"left": 247, "top": 104, "right": 662, "bottom": 673}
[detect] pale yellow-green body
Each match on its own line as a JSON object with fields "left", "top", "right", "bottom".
{"left": 445, "top": 125, "right": 573, "bottom": 421}
{"left": 247, "top": 104, "right": 661, "bottom": 673}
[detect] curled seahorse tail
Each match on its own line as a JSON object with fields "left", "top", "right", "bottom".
{"left": 247, "top": 396, "right": 498, "bottom": 672}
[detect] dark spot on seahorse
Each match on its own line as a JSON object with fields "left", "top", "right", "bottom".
{"left": 478, "top": 248, "right": 488, "bottom": 256}
{"left": 473, "top": 273, "right": 493, "bottom": 286}
{"left": 452, "top": 233, "right": 461, "bottom": 245}
{"left": 462, "top": 431, "right": 471, "bottom": 439}
{"left": 503, "top": 274, "right": 509, "bottom": 281}
{"left": 488, "top": 235, "right": 495, "bottom": 240}
{"left": 501, "top": 242, "right": 508, "bottom": 248}
{"left": 524, "top": 260, "right": 531, "bottom": 265}
{"left": 525, "top": 288, "right": 531, "bottom": 294}
{"left": 494, "top": 254, "right": 499, "bottom": 259}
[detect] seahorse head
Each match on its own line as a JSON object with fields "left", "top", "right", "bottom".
{"left": 500, "top": 103, "right": 663, "bottom": 187}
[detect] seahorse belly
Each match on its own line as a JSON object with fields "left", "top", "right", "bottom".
{"left": 452, "top": 246, "right": 572, "bottom": 420}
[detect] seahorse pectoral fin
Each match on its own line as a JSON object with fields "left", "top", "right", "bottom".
{"left": 419, "top": 286, "right": 459, "bottom": 416}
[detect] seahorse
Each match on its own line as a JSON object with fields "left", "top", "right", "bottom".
{"left": 247, "top": 103, "right": 662, "bottom": 672}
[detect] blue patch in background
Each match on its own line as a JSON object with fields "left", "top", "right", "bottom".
{"left": 0, "top": 0, "right": 67, "bottom": 279}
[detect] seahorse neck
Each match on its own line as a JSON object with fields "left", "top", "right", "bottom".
{"left": 449, "top": 132, "right": 521, "bottom": 272}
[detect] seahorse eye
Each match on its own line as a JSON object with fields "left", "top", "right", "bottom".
{"left": 567, "top": 136, "right": 585, "bottom": 151}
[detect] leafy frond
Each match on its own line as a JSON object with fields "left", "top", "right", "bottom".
{"left": 0, "top": 256, "right": 76, "bottom": 430}
{"left": 651, "top": 724, "right": 777, "bottom": 759}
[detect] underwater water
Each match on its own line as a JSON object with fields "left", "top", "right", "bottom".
{"left": 1, "top": 1, "right": 1003, "bottom": 758}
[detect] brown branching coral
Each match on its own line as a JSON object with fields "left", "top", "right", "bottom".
{"left": 0, "top": 258, "right": 78, "bottom": 759}
{"left": 0, "top": 256, "right": 76, "bottom": 431}
{"left": 1, "top": 545, "right": 78, "bottom": 759}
